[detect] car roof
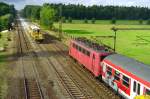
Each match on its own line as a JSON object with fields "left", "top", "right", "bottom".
{"left": 104, "top": 54, "right": 150, "bottom": 82}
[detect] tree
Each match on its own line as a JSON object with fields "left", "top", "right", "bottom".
{"left": 21, "top": 4, "right": 150, "bottom": 21}
{"left": 22, "top": 5, "right": 41, "bottom": 20}
{"left": 0, "top": 2, "right": 15, "bottom": 31}
{"left": 31, "top": 6, "right": 41, "bottom": 20}
{"left": 91, "top": 18, "right": 95, "bottom": 24}
{"left": 0, "top": 14, "right": 13, "bottom": 30}
{"left": 68, "top": 17, "right": 72, "bottom": 23}
{"left": 84, "top": 18, "right": 88, "bottom": 23}
{"left": 40, "top": 4, "right": 56, "bottom": 29}
{"left": 111, "top": 17, "right": 116, "bottom": 24}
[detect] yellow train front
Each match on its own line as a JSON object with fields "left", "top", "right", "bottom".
{"left": 30, "top": 25, "right": 44, "bottom": 42}
{"left": 134, "top": 95, "right": 150, "bottom": 99}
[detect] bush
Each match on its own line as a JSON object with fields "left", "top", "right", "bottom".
{"left": 0, "top": 14, "right": 13, "bottom": 30}
{"left": 62, "top": 17, "right": 66, "bottom": 23}
{"left": 84, "top": 18, "right": 88, "bottom": 23}
{"left": 139, "top": 19, "right": 143, "bottom": 24}
{"left": 91, "top": 18, "right": 95, "bottom": 24}
{"left": 146, "top": 19, "right": 150, "bottom": 25}
{"left": 111, "top": 17, "right": 116, "bottom": 24}
{"left": 68, "top": 17, "right": 72, "bottom": 23}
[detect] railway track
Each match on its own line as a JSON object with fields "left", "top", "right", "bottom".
{"left": 38, "top": 44, "right": 91, "bottom": 99}
{"left": 16, "top": 19, "right": 43, "bottom": 99}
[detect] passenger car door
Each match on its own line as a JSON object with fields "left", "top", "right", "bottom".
{"left": 132, "top": 80, "right": 141, "bottom": 98}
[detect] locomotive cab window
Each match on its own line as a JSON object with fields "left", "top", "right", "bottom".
{"left": 145, "top": 89, "right": 150, "bottom": 95}
{"left": 122, "top": 75, "right": 130, "bottom": 88}
{"left": 114, "top": 71, "right": 120, "bottom": 81}
{"left": 107, "top": 66, "right": 112, "bottom": 76}
{"left": 100, "top": 55, "right": 106, "bottom": 61}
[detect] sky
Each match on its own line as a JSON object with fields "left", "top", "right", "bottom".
{"left": 0, "top": 0, "right": 150, "bottom": 10}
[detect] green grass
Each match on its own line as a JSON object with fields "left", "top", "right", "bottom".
{"left": 0, "top": 32, "right": 9, "bottom": 98}
{"left": 54, "top": 20, "right": 150, "bottom": 65}
{"left": 0, "top": 32, "right": 9, "bottom": 47}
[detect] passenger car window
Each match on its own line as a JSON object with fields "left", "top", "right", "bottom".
{"left": 107, "top": 66, "right": 112, "bottom": 76}
{"left": 137, "top": 83, "right": 140, "bottom": 95}
{"left": 133, "top": 81, "right": 136, "bottom": 92}
{"left": 122, "top": 75, "right": 129, "bottom": 88}
{"left": 114, "top": 71, "right": 120, "bottom": 81}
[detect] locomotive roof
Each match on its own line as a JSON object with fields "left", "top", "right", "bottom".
{"left": 73, "top": 39, "right": 113, "bottom": 53}
{"left": 104, "top": 54, "right": 150, "bottom": 82}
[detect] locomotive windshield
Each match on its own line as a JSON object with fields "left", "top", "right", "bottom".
{"left": 100, "top": 55, "right": 106, "bottom": 61}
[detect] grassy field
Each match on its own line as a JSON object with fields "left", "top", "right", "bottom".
{"left": 0, "top": 32, "right": 9, "bottom": 98}
{"left": 54, "top": 20, "right": 150, "bottom": 65}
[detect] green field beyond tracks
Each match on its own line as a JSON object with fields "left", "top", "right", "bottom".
{"left": 54, "top": 20, "right": 150, "bottom": 65}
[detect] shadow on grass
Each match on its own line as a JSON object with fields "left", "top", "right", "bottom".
{"left": 64, "top": 29, "right": 92, "bottom": 35}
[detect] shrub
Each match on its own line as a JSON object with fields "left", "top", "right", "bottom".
{"left": 139, "top": 19, "right": 143, "bottom": 24}
{"left": 62, "top": 17, "right": 66, "bottom": 23}
{"left": 111, "top": 17, "right": 116, "bottom": 24}
{"left": 84, "top": 18, "right": 88, "bottom": 23}
{"left": 68, "top": 17, "right": 72, "bottom": 23}
{"left": 146, "top": 19, "right": 150, "bottom": 25}
{"left": 91, "top": 18, "right": 95, "bottom": 24}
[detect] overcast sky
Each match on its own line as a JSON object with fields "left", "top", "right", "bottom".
{"left": 1, "top": 0, "right": 150, "bottom": 10}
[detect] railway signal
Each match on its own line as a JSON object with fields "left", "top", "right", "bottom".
{"left": 111, "top": 27, "right": 150, "bottom": 52}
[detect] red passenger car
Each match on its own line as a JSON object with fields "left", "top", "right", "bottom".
{"left": 101, "top": 54, "right": 150, "bottom": 99}
{"left": 69, "top": 38, "right": 113, "bottom": 77}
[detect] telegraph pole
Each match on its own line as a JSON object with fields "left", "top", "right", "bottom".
{"left": 111, "top": 27, "right": 150, "bottom": 52}
{"left": 113, "top": 28, "right": 117, "bottom": 52}
{"left": 59, "top": 5, "right": 62, "bottom": 40}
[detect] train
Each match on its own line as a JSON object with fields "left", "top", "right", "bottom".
{"left": 69, "top": 37, "right": 150, "bottom": 99}
{"left": 29, "top": 25, "right": 44, "bottom": 42}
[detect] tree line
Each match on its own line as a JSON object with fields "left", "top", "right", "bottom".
{"left": 0, "top": 2, "right": 16, "bottom": 31}
{"left": 21, "top": 3, "right": 56, "bottom": 29}
{"left": 21, "top": 3, "right": 150, "bottom": 27}
{"left": 52, "top": 4, "right": 150, "bottom": 20}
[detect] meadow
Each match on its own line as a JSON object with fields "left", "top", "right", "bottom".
{"left": 0, "top": 32, "right": 9, "bottom": 98}
{"left": 54, "top": 20, "right": 150, "bottom": 65}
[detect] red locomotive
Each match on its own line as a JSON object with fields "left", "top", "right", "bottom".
{"left": 69, "top": 38, "right": 150, "bottom": 99}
